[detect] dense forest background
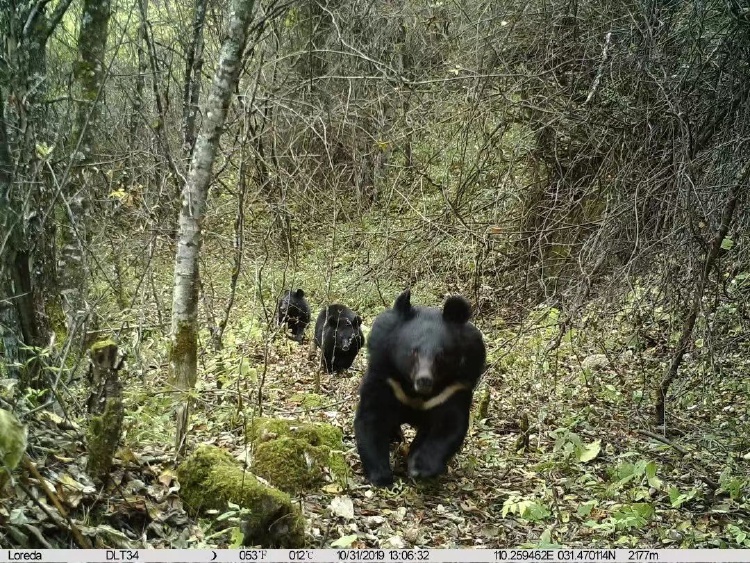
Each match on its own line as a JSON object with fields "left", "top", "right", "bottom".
{"left": 1, "top": 0, "right": 750, "bottom": 550}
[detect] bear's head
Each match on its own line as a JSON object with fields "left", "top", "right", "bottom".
{"left": 392, "top": 289, "right": 473, "bottom": 395}
{"left": 327, "top": 310, "right": 362, "bottom": 351}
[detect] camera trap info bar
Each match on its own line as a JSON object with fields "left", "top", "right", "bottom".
{"left": 1, "top": 549, "right": 749, "bottom": 562}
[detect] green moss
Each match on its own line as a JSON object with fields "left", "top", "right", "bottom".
{"left": 171, "top": 321, "right": 197, "bottom": 362}
{"left": 252, "top": 436, "right": 347, "bottom": 493}
{"left": 90, "top": 338, "right": 117, "bottom": 353}
{"left": 0, "top": 409, "right": 27, "bottom": 489}
{"left": 289, "top": 393, "right": 326, "bottom": 410}
{"left": 246, "top": 418, "right": 347, "bottom": 493}
{"left": 178, "top": 445, "right": 305, "bottom": 548}
{"left": 248, "top": 417, "right": 343, "bottom": 449}
{"left": 170, "top": 321, "right": 198, "bottom": 386}
{"left": 86, "top": 397, "right": 124, "bottom": 482}
{"left": 48, "top": 302, "right": 68, "bottom": 351}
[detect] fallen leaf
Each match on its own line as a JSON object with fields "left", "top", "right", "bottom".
{"left": 329, "top": 496, "right": 355, "bottom": 520}
{"left": 331, "top": 534, "right": 358, "bottom": 547}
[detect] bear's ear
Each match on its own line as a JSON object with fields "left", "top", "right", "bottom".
{"left": 352, "top": 315, "right": 362, "bottom": 328}
{"left": 394, "top": 289, "right": 413, "bottom": 316}
{"left": 294, "top": 289, "right": 305, "bottom": 298}
{"left": 443, "top": 295, "right": 472, "bottom": 324}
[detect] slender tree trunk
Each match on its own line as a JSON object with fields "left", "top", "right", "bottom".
{"left": 170, "top": 0, "right": 258, "bottom": 453}
{"left": 656, "top": 160, "right": 750, "bottom": 425}
{"left": 182, "top": 0, "right": 207, "bottom": 160}
{"left": 0, "top": 100, "right": 23, "bottom": 380}
{"left": 129, "top": 0, "right": 148, "bottom": 145}
{"left": 59, "top": 0, "right": 112, "bottom": 337}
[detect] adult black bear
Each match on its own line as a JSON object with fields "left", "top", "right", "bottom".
{"left": 313, "top": 304, "right": 365, "bottom": 373}
{"left": 354, "top": 289, "right": 486, "bottom": 487}
{"left": 277, "top": 289, "right": 310, "bottom": 343}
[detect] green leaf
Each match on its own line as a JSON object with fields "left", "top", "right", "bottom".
{"left": 577, "top": 439, "right": 601, "bottom": 462}
{"left": 519, "top": 500, "right": 551, "bottom": 521}
{"left": 668, "top": 486, "right": 686, "bottom": 507}
{"left": 536, "top": 527, "right": 562, "bottom": 548}
{"left": 721, "top": 237, "right": 734, "bottom": 250}
{"left": 645, "top": 461, "right": 662, "bottom": 488}
{"left": 229, "top": 527, "right": 245, "bottom": 548}
{"left": 578, "top": 500, "right": 597, "bottom": 517}
{"left": 331, "top": 535, "right": 359, "bottom": 548}
{"left": 612, "top": 503, "right": 654, "bottom": 530}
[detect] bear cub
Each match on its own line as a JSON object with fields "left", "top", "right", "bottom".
{"left": 354, "top": 289, "right": 486, "bottom": 487}
{"left": 277, "top": 289, "right": 311, "bottom": 343}
{"left": 313, "top": 304, "right": 365, "bottom": 373}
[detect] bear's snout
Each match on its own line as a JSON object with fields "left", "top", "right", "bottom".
{"left": 414, "top": 375, "right": 433, "bottom": 394}
{"left": 413, "top": 356, "right": 435, "bottom": 394}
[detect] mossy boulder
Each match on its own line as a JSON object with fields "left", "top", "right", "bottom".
{"left": 248, "top": 417, "right": 342, "bottom": 447}
{"left": 247, "top": 417, "right": 347, "bottom": 493}
{"left": 177, "top": 445, "right": 305, "bottom": 548}
{"left": 0, "top": 409, "right": 27, "bottom": 490}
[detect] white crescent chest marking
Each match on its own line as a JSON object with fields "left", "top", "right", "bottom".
{"left": 386, "top": 377, "right": 468, "bottom": 410}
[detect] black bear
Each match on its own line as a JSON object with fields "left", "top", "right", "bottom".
{"left": 354, "top": 289, "right": 486, "bottom": 487}
{"left": 313, "top": 304, "right": 365, "bottom": 373}
{"left": 277, "top": 289, "right": 310, "bottom": 343}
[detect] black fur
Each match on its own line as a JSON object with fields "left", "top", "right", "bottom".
{"left": 277, "top": 289, "right": 311, "bottom": 343}
{"left": 354, "top": 289, "right": 486, "bottom": 487}
{"left": 313, "top": 304, "right": 365, "bottom": 372}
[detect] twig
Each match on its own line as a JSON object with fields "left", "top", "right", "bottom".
{"left": 21, "top": 455, "right": 93, "bottom": 548}
{"left": 636, "top": 429, "right": 687, "bottom": 456}
{"left": 585, "top": 32, "right": 612, "bottom": 104}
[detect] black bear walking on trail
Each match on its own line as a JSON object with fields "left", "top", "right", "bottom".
{"left": 277, "top": 289, "right": 311, "bottom": 343}
{"left": 313, "top": 304, "right": 365, "bottom": 373}
{"left": 354, "top": 289, "right": 486, "bottom": 487}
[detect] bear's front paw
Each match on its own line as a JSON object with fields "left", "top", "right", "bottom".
{"left": 407, "top": 450, "right": 446, "bottom": 479}
{"left": 367, "top": 470, "right": 395, "bottom": 487}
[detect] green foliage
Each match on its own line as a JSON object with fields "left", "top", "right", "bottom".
{"left": 550, "top": 428, "right": 601, "bottom": 465}
{"left": 668, "top": 486, "right": 700, "bottom": 509}
{"left": 726, "top": 524, "right": 750, "bottom": 547}
{"left": 718, "top": 468, "right": 748, "bottom": 502}
{"left": 608, "top": 459, "right": 662, "bottom": 495}
{"left": 610, "top": 503, "right": 655, "bottom": 530}
{"left": 502, "top": 494, "right": 551, "bottom": 522}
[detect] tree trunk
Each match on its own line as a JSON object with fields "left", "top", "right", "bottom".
{"left": 60, "top": 0, "right": 112, "bottom": 337}
{"left": 85, "top": 340, "right": 124, "bottom": 484}
{"left": 655, "top": 160, "right": 750, "bottom": 425}
{"left": 170, "top": 0, "right": 258, "bottom": 453}
{"left": 128, "top": 0, "right": 148, "bottom": 145}
{"left": 0, "top": 106, "right": 23, "bottom": 381}
{"left": 0, "top": 0, "right": 74, "bottom": 385}
{"left": 182, "top": 0, "right": 208, "bottom": 160}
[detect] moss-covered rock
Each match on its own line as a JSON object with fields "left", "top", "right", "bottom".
{"left": 177, "top": 445, "right": 305, "bottom": 548}
{"left": 248, "top": 417, "right": 343, "bottom": 448}
{"left": 247, "top": 417, "right": 347, "bottom": 493}
{"left": 0, "top": 409, "right": 27, "bottom": 490}
{"left": 252, "top": 436, "right": 347, "bottom": 493}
